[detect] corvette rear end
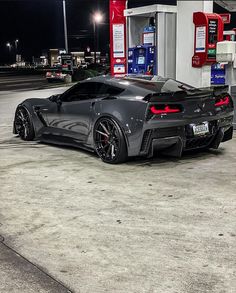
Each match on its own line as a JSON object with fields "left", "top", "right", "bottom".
{"left": 139, "top": 87, "right": 234, "bottom": 158}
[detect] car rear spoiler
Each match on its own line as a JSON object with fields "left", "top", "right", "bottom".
{"left": 144, "top": 86, "right": 229, "bottom": 102}
{"left": 203, "top": 85, "right": 229, "bottom": 96}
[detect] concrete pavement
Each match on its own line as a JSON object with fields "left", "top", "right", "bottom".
{"left": 0, "top": 236, "right": 71, "bottom": 293}
{"left": 0, "top": 87, "right": 236, "bottom": 293}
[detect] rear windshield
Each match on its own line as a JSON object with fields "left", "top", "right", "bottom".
{"left": 126, "top": 78, "right": 194, "bottom": 93}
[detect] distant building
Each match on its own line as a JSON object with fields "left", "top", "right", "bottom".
{"left": 49, "top": 49, "right": 60, "bottom": 67}
{"left": 44, "top": 48, "right": 101, "bottom": 67}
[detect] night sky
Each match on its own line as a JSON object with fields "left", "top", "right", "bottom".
{"left": 0, "top": 0, "right": 234, "bottom": 64}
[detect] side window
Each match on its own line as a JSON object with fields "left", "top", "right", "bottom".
{"left": 82, "top": 82, "right": 104, "bottom": 99}
{"left": 61, "top": 82, "right": 104, "bottom": 102}
{"left": 99, "top": 84, "right": 124, "bottom": 96}
{"left": 61, "top": 83, "right": 87, "bottom": 102}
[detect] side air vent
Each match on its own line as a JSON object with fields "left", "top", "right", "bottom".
{"left": 140, "top": 130, "right": 152, "bottom": 153}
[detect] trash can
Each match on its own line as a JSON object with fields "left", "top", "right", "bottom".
{"left": 64, "top": 74, "right": 72, "bottom": 84}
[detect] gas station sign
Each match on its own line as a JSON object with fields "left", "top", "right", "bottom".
{"left": 208, "top": 19, "right": 218, "bottom": 58}
{"left": 196, "top": 26, "right": 206, "bottom": 53}
{"left": 113, "top": 24, "right": 125, "bottom": 58}
{"left": 219, "top": 13, "right": 231, "bottom": 24}
{"left": 109, "top": 0, "right": 127, "bottom": 76}
{"left": 143, "top": 26, "right": 155, "bottom": 46}
{"left": 192, "top": 12, "right": 224, "bottom": 68}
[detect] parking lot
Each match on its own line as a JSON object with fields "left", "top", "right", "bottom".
{"left": 0, "top": 87, "right": 236, "bottom": 293}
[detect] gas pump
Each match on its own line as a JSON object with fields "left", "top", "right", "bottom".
{"left": 192, "top": 12, "right": 224, "bottom": 67}
{"left": 211, "top": 63, "right": 225, "bottom": 85}
{"left": 129, "top": 45, "right": 156, "bottom": 75}
{"left": 128, "top": 20, "right": 156, "bottom": 75}
{"left": 211, "top": 15, "right": 236, "bottom": 85}
{"left": 224, "top": 30, "right": 236, "bottom": 42}
{"left": 216, "top": 41, "right": 236, "bottom": 128}
{"left": 211, "top": 17, "right": 236, "bottom": 85}
{"left": 128, "top": 48, "right": 134, "bottom": 74}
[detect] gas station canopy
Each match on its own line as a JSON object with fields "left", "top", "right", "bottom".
{"left": 124, "top": 4, "right": 177, "bottom": 17}
{"left": 215, "top": 1, "right": 236, "bottom": 12}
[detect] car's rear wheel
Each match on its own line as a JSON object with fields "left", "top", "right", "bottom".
{"left": 14, "top": 106, "right": 35, "bottom": 141}
{"left": 94, "top": 117, "right": 127, "bottom": 164}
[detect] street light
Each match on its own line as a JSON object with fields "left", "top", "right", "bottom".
{"left": 93, "top": 12, "right": 103, "bottom": 64}
{"left": 6, "top": 42, "right": 11, "bottom": 52}
{"left": 62, "top": 0, "right": 68, "bottom": 53}
{"left": 15, "top": 39, "right": 19, "bottom": 52}
{"left": 94, "top": 12, "right": 103, "bottom": 24}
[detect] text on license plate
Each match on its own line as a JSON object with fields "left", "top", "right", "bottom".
{"left": 193, "top": 122, "right": 209, "bottom": 136}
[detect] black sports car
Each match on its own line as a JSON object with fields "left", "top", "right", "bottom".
{"left": 13, "top": 76, "right": 234, "bottom": 163}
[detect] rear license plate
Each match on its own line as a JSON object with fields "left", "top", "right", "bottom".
{"left": 193, "top": 122, "right": 209, "bottom": 136}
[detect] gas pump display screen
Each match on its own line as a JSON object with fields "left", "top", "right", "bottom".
{"left": 208, "top": 20, "right": 218, "bottom": 58}
{"left": 138, "top": 56, "right": 145, "bottom": 65}
{"left": 208, "top": 20, "right": 218, "bottom": 43}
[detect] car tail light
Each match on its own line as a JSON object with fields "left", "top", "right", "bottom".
{"left": 56, "top": 73, "right": 62, "bottom": 77}
{"left": 150, "top": 104, "right": 182, "bottom": 115}
{"left": 46, "top": 72, "right": 51, "bottom": 77}
{"left": 215, "top": 96, "right": 230, "bottom": 107}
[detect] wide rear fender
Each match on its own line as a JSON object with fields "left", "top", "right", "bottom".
{"left": 91, "top": 99, "right": 148, "bottom": 156}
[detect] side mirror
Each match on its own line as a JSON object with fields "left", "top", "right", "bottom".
{"left": 49, "top": 94, "right": 62, "bottom": 111}
{"left": 49, "top": 94, "right": 61, "bottom": 103}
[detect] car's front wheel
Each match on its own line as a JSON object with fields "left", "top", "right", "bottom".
{"left": 14, "top": 106, "right": 35, "bottom": 141}
{"left": 94, "top": 117, "right": 127, "bottom": 164}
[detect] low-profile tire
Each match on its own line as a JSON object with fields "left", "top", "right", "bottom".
{"left": 94, "top": 117, "right": 127, "bottom": 164}
{"left": 14, "top": 106, "right": 35, "bottom": 141}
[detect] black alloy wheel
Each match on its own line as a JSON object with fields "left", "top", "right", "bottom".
{"left": 14, "top": 107, "right": 35, "bottom": 141}
{"left": 94, "top": 117, "right": 127, "bottom": 164}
